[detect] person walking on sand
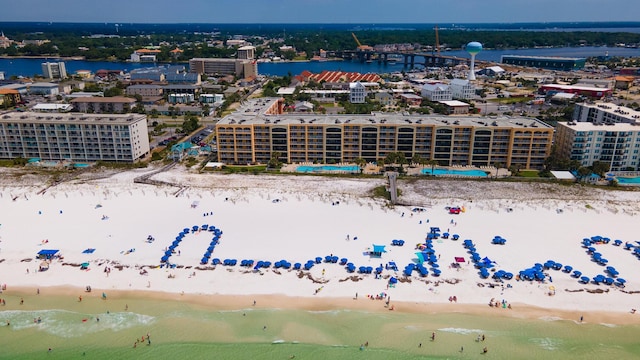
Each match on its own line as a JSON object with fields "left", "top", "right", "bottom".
{"left": 431, "top": 332, "right": 436, "bottom": 341}
{"left": 79, "top": 296, "right": 82, "bottom": 302}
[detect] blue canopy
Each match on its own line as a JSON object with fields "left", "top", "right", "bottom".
{"left": 371, "top": 245, "right": 387, "bottom": 256}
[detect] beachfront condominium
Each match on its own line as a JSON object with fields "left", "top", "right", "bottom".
{"left": 215, "top": 98, "right": 553, "bottom": 169}
{"left": 572, "top": 102, "right": 640, "bottom": 125}
{"left": 41, "top": 62, "right": 67, "bottom": 80}
{"left": 0, "top": 112, "right": 150, "bottom": 162}
{"left": 555, "top": 103, "right": 640, "bottom": 171}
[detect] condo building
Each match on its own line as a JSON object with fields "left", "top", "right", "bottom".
{"left": 189, "top": 58, "right": 257, "bottom": 78}
{"left": 556, "top": 102, "right": 640, "bottom": 171}
{"left": 41, "top": 62, "right": 67, "bottom": 80}
{"left": 0, "top": 112, "right": 150, "bottom": 162}
{"left": 215, "top": 98, "right": 553, "bottom": 169}
{"left": 556, "top": 122, "right": 640, "bottom": 171}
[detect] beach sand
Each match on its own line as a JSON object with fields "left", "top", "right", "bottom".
{"left": 1, "top": 166, "right": 639, "bottom": 358}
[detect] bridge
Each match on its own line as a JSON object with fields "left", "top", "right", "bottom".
{"left": 328, "top": 50, "right": 489, "bottom": 68}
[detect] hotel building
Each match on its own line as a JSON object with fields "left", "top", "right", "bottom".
{"left": 215, "top": 98, "right": 553, "bottom": 169}
{"left": 0, "top": 112, "right": 150, "bottom": 162}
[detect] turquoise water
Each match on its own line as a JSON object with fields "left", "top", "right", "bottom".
{"left": 421, "top": 168, "right": 489, "bottom": 177}
{"left": 616, "top": 176, "right": 640, "bottom": 185}
{"left": 296, "top": 165, "right": 360, "bottom": 173}
{"left": 2, "top": 291, "right": 639, "bottom": 360}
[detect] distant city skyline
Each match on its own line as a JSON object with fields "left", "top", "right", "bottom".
{"left": 1, "top": 0, "right": 640, "bottom": 24}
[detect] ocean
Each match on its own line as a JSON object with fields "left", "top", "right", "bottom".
{"left": 0, "top": 291, "right": 638, "bottom": 359}
{"left": 1, "top": 46, "right": 639, "bottom": 79}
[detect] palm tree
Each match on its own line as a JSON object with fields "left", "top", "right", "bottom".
{"left": 425, "top": 159, "right": 439, "bottom": 176}
{"left": 411, "top": 154, "right": 423, "bottom": 167}
{"left": 354, "top": 157, "right": 366, "bottom": 174}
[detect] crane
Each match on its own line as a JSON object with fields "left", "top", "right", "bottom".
{"left": 352, "top": 32, "right": 373, "bottom": 51}
{"left": 434, "top": 25, "right": 441, "bottom": 56}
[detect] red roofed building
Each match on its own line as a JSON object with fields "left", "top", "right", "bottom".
{"left": 299, "top": 70, "right": 381, "bottom": 90}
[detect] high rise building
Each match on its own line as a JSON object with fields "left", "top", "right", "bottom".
{"left": 0, "top": 112, "right": 150, "bottom": 162}
{"left": 41, "top": 62, "right": 67, "bottom": 80}
{"left": 215, "top": 98, "right": 553, "bottom": 169}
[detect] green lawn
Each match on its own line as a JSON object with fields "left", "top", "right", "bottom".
{"left": 518, "top": 170, "right": 540, "bottom": 178}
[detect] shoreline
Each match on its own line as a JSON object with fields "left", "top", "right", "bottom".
{"left": 4, "top": 284, "right": 638, "bottom": 326}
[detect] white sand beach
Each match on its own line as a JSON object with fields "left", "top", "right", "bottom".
{"left": 1, "top": 166, "right": 640, "bottom": 321}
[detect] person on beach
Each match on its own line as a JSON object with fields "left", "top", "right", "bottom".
{"left": 431, "top": 332, "right": 436, "bottom": 341}
{"left": 20, "top": 298, "right": 24, "bottom": 305}
{"left": 79, "top": 296, "right": 82, "bottom": 302}
{"left": 483, "top": 347, "right": 488, "bottom": 354}
{"left": 580, "top": 315, "right": 583, "bottom": 322}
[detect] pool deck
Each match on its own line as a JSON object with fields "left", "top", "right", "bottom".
{"left": 281, "top": 163, "right": 510, "bottom": 178}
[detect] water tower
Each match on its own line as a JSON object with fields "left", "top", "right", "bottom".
{"left": 466, "top": 41, "right": 482, "bottom": 81}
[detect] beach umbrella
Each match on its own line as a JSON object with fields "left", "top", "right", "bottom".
{"left": 315, "top": 257, "right": 322, "bottom": 264}
{"left": 580, "top": 276, "right": 590, "bottom": 284}
{"left": 572, "top": 270, "right": 582, "bottom": 278}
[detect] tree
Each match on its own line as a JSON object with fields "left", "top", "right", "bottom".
{"left": 508, "top": 164, "right": 522, "bottom": 176}
{"left": 182, "top": 114, "right": 200, "bottom": 134}
{"left": 576, "top": 166, "right": 592, "bottom": 182}
{"left": 354, "top": 157, "right": 366, "bottom": 174}
{"left": 425, "top": 159, "right": 439, "bottom": 175}
{"left": 411, "top": 154, "right": 423, "bottom": 167}
{"left": 103, "top": 86, "right": 123, "bottom": 97}
{"left": 268, "top": 151, "right": 282, "bottom": 169}
{"left": 590, "top": 161, "right": 609, "bottom": 177}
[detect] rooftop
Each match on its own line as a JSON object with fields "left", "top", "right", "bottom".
{"left": 70, "top": 96, "right": 135, "bottom": 103}
{"left": 440, "top": 100, "right": 470, "bottom": 107}
{"left": 560, "top": 121, "right": 640, "bottom": 132}
{"left": 218, "top": 98, "right": 552, "bottom": 130}
{"left": 0, "top": 111, "right": 146, "bottom": 125}
{"left": 502, "top": 55, "right": 586, "bottom": 61}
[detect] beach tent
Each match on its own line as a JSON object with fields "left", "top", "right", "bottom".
{"left": 37, "top": 249, "right": 59, "bottom": 260}
{"left": 455, "top": 257, "right": 465, "bottom": 263}
{"left": 370, "top": 245, "right": 387, "bottom": 257}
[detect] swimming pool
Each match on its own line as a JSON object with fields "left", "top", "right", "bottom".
{"left": 296, "top": 165, "right": 360, "bottom": 173}
{"left": 73, "top": 163, "right": 91, "bottom": 168}
{"left": 421, "top": 168, "right": 489, "bottom": 177}
{"left": 616, "top": 176, "right": 640, "bottom": 185}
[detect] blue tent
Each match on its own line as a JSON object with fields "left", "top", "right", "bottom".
{"left": 37, "top": 249, "right": 59, "bottom": 259}
{"left": 370, "top": 245, "right": 387, "bottom": 257}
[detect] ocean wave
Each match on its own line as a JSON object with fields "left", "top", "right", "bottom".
{"left": 529, "top": 337, "right": 563, "bottom": 351}
{"left": 438, "top": 327, "right": 484, "bottom": 335}
{"left": 0, "top": 309, "right": 155, "bottom": 338}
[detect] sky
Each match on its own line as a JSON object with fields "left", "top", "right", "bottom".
{"left": 1, "top": 0, "right": 639, "bottom": 24}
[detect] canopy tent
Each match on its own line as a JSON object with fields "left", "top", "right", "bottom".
{"left": 370, "top": 245, "right": 387, "bottom": 257}
{"left": 455, "top": 257, "right": 465, "bottom": 263}
{"left": 37, "top": 249, "right": 59, "bottom": 259}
